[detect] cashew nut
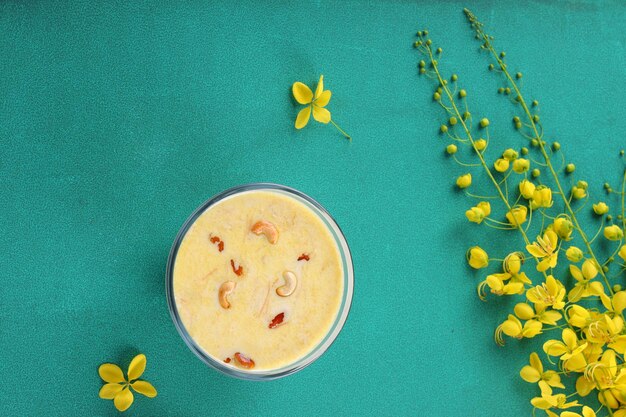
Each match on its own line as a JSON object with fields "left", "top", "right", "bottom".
{"left": 251, "top": 220, "right": 279, "bottom": 244}
{"left": 218, "top": 281, "right": 236, "bottom": 309}
{"left": 276, "top": 271, "right": 297, "bottom": 297}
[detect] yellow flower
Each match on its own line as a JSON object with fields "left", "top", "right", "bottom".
{"left": 456, "top": 173, "right": 472, "bottom": 189}
{"left": 527, "top": 275, "right": 566, "bottom": 310}
{"left": 542, "top": 328, "right": 587, "bottom": 371}
{"left": 446, "top": 144, "right": 457, "bottom": 154}
{"left": 520, "top": 352, "right": 565, "bottom": 388}
{"left": 499, "top": 314, "right": 542, "bottom": 339}
{"left": 531, "top": 381, "right": 579, "bottom": 410}
{"left": 519, "top": 179, "right": 536, "bottom": 199}
{"left": 484, "top": 273, "right": 524, "bottom": 296}
{"left": 503, "top": 252, "right": 523, "bottom": 274}
{"left": 494, "top": 158, "right": 510, "bottom": 172}
{"left": 467, "top": 246, "right": 488, "bottom": 269}
{"left": 506, "top": 205, "right": 528, "bottom": 226}
{"left": 474, "top": 138, "right": 487, "bottom": 151}
{"left": 526, "top": 230, "right": 559, "bottom": 272}
{"left": 568, "top": 260, "right": 603, "bottom": 302}
{"left": 502, "top": 148, "right": 519, "bottom": 161}
{"left": 99, "top": 354, "right": 157, "bottom": 412}
{"left": 532, "top": 186, "right": 553, "bottom": 208}
{"left": 512, "top": 158, "right": 530, "bottom": 173}
{"left": 572, "top": 185, "right": 587, "bottom": 200}
{"left": 552, "top": 217, "right": 573, "bottom": 241}
{"left": 619, "top": 245, "right": 626, "bottom": 261}
{"left": 567, "top": 305, "right": 593, "bottom": 329}
{"left": 590, "top": 349, "right": 626, "bottom": 409}
{"left": 566, "top": 246, "right": 584, "bottom": 262}
{"left": 293, "top": 75, "right": 332, "bottom": 129}
{"left": 604, "top": 225, "right": 624, "bottom": 241}
{"left": 593, "top": 202, "right": 609, "bottom": 215}
{"left": 465, "top": 201, "right": 491, "bottom": 224}
{"left": 600, "top": 291, "right": 626, "bottom": 316}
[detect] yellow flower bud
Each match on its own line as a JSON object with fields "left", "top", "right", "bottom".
{"left": 512, "top": 158, "right": 530, "bottom": 173}
{"left": 592, "top": 202, "right": 609, "bottom": 215}
{"left": 467, "top": 246, "right": 489, "bottom": 269}
{"left": 494, "top": 158, "right": 510, "bottom": 172}
{"left": 572, "top": 186, "right": 586, "bottom": 200}
{"left": 553, "top": 217, "right": 573, "bottom": 241}
{"left": 502, "top": 148, "right": 519, "bottom": 161}
{"left": 577, "top": 180, "right": 588, "bottom": 190}
{"left": 566, "top": 246, "right": 584, "bottom": 262}
{"left": 465, "top": 207, "right": 485, "bottom": 224}
{"left": 476, "top": 201, "right": 491, "bottom": 217}
{"left": 456, "top": 173, "right": 472, "bottom": 189}
{"left": 474, "top": 139, "right": 487, "bottom": 151}
{"left": 504, "top": 252, "right": 524, "bottom": 275}
{"left": 513, "top": 303, "right": 535, "bottom": 320}
{"left": 604, "top": 225, "right": 624, "bottom": 241}
{"left": 446, "top": 144, "right": 458, "bottom": 155}
{"left": 532, "top": 186, "right": 553, "bottom": 208}
{"left": 619, "top": 245, "right": 626, "bottom": 262}
{"left": 519, "top": 180, "right": 536, "bottom": 200}
{"left": 506, "top": 205, "right": 528, "bottom": 226}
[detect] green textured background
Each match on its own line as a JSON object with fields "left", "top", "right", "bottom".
{"left": 1, "top": 1, "right": 625, "bottom": 416}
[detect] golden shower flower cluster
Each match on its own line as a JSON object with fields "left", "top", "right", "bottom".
{"left": 415, "top": 8, "right": 626, "bottom": 417}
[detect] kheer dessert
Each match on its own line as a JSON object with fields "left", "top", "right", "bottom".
{"left": 170, "top": 187, "right": 347, "bottom": 373}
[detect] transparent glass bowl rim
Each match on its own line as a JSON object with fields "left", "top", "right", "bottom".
{"left": 165, "top": 183, "right": 354, "bottom": 380}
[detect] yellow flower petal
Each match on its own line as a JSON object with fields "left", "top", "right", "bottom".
{"left": 614, "top": 291, "right": 626, "bottom": 313}
{"left": 314, "top": 75, "right": 324, "bottom": 99}
{"left": 520, "top": 365, "right": 541, "bottom": 383}
{"left": 543, "top": 340, "right": 567, "bottom": 357}
{"left": 312, "top": 105, "right": 331, "bottom": 124}
{"left": 295, "top": 106, "right": 311, "bottom": 129}
{"left": 314, "top": 90, "right": 332, "bottom": 107}
{"left": 99, "top": 363, "right": 125, "bottom": 383}
{"left": 292, "top": 82, "right": 313, "bottom": 104}
{"left": 529, "top": 352, "right": 543, "bottom": 373}
{"left": 114, "top": 387, "right": 134, "bottom": 412}
{"left": 131, "top": 380, "right": 157, "bottom": 398}
{"left": 582, "top": 406, "right": 597, "bottom": 417}
{"left": 576, "top": 375, "right": 595, "bottom": 397}
{"left": 99, "top": 383, "right": 124, "bottom": 400}
{"left": 127, "top": 354, "right": 146, "bottom": 381}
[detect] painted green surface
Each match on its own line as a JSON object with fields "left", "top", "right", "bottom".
{"left": 1, "top": 1, "right": 624, "bottom": 415}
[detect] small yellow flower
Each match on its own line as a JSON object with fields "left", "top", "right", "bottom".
{"left": 293, "top": 75, "right": 332, "bottom": 129}
{"left": 590, "top": 349, "right": 626, "bottom": 409}
{"left": 506, "top": 205, "right": 528, "bottom": 226}
{"left": 292, "top": 75, "right": 350, "bottom": 139}
{"left": 503, "top": 252, "right": 523, "bottom": 274}
{"left": 99, "top": 354, "right": 157, "bottom": 412}
{"left": 551, "top": 217, "right": 573, "bottom": 241}
{"left": 512, "top": 158, "right": 530, "bottom": 173}
{"left": 446, "top": 144, "right": 457, "bottom": 154}
{"left": 619, "top": 245, "right": 626, "bottom": 261}
{"left": 474, "top": 138, "right": 487, "bottom": 151}
{"left": 467, "top": 246, "right": 488, "bottom": 269}
{"left": 500, "top": 314, "right": 542, "bottom": 339}
{"left": 502, "top": 148, "right": 519, "bottom": 161}
{"left": 530, "top": 380, "right": 579, "bottom": 410}
{"left": 572, "top": 185, "right": 586, "bottom": 200}
{"left": 465, "top": 201, "right": 491, "bottom": 224}
{"left": 592, "top": 202, "right": 609, "bottom": 215}
{"left": 604, "top": 225, "right": 624, "bottom": 241}
{"left": 566, "top": 246, "right": 584, "bottom": 262}
{"left": 542, "top": 328, "right": 587, "bottom": 371}
{"left": 494, "top": 158, "right": 510, "bottom": 172}
{"left": 456, "top": 173, "right": 472, "bottom": 189}
{"left": 520, "top": 352, "right": 565, "bottom": 388}
{"left": 485, "top": 273, "right": 524, "bottom": 296}
{"left": 532, "top": 186, "right": 553, "bottom": 208}
{"left": 527, "top": 275, "right": 566, "bottom": 310}
{"left": 546, "top": 406, "right": 597, "bottom": 417}
{"left": 519, "top": 179, "right": 536, "bottom": 199}
{"left": 568, "top": 260, "right": 603, "bottom": 302}
{"left": 526, "top": 230, "right": 559, "bottom": 272}
{"left": 514, "top": 302, "right": 562, "bottom": 325}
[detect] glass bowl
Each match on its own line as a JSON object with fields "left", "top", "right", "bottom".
{"left": 165, "top": 183, "right": 354, "bottom": 380}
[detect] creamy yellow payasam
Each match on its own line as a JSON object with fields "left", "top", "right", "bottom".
{"left": 173, "top": 190, "right": 344, "bottom": 371}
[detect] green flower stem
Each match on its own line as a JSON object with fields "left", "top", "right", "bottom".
{"left": 465, "top": 8, "right": 616, "bottom": 297}
{"left": 421, "top": 42, "right": 550, "bottom": 278}
{"left": 329, "top": 119, "right": 351, "bottom": 141}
